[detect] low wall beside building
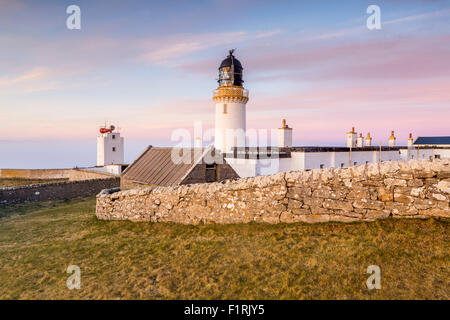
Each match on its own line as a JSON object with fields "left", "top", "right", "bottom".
{"left": 68, "top": 169, "right": 116, "bottom": 181}
{"left": 1, "top": 178, "right": 120, "bottom": 205}
{"left": 0, "top": 168, "right": 72, "bottom": 179}
{"left": 96, "top": 159, "right": 450, "bottom": 224}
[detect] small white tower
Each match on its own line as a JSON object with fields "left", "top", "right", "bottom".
{"left": 346, "top": 127, "right": 357, "bottom": 148}
{"left": 388, "top": 130, "right": 396, "bottom": 147}
{"left": 278, "top": 119, "right": 293, "bottom": 148}
{"left": 365, "top": 132, "right": 372, "bottom": 147}
{"left": 213, "top": 50, "right": 249, "bottom": 153}
{"left": 97, "top": 125, "right": 124, "bottom": 166}
{"left": 408, "top": 133, "right": 414, "bottom": 147}
{"left": 357, "top": 133, "right": 364, "bottom": 148}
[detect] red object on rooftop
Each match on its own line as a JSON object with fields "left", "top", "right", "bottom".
{"left": 100, "top": 125, "right": 115, "bottom": 134}
{"left": 100, "top": 128, "right": 112, "bottom": 134}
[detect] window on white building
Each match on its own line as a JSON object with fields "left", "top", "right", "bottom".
{"left": 435, "top": 155, "right": 441, "bottom": 159}
{"left": 320, "top": 164, "right": 324, "bottom": 169}
{"left": 112, "top": 135, "right": 115, "bottom": 139}
{"left": 112, "top": 147, "right": 116, "bottom": 152}
{"left": 340, "top": 163, "right": 344, "bottom": 168}
{"left": 223, "top": 104, "right": 227, "bottom": 114}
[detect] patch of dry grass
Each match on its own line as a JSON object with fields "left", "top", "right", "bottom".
{"left": 0, "top": 198, "right": 448, "bottom": 300}
{"left": 0, "top": 178, "right": 68, "bottom": 188}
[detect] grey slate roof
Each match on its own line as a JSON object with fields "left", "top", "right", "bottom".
{"left": 414, "top": 136, "right": 450, "bottom": 145}
{"left": 121, "top": 146, "right": 208, "bottom": 186}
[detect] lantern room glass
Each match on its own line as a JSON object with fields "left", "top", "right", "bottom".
{"left": 219, "top": 67, "right": 233, "bottom": 86}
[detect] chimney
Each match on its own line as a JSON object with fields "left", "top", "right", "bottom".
{"left": 365, "top": 132, "right": 372, "bottom": 147}
{"left": 346, "top": 126, "right": 357, "bottom": 148}
{"left": 278, "top": 119, "right": 293, "bottom": 148}
{"left": 195, "top": 137, "right": 202, "bottom": 148}
{"left": 408, "top": 133, "right": 414, "bottom": 147}
{"left": 357, "top": 133, "right": 363, "bottom": 148}
{"left": 388, "top": 130, "right": 396, "bottom": 147}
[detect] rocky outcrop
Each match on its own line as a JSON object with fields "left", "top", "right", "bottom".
{"left": 96, "top": 159, "right": 450, "bottom": 224}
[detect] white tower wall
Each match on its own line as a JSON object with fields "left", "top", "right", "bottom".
{"left": 97, "top": 132, "right": 124, "bottom": 166}
{"left": 214, "top": 101, "right": 246, "bottom": 152}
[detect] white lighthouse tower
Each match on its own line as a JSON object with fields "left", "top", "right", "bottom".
{"left": 97, "top": 125, "right": 124, "bottom": 166}
{"left": 213, "top": 49, "right": 249, "bottom": 153}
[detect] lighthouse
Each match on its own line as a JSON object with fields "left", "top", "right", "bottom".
{"left": 97, "top": 125, "right": 124, "bottom": 166}
{"left": 213, "top": 49, "right": 249, "bottom": 153}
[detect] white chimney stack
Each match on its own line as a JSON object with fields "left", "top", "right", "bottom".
{"left": 357, "top": 133, "right": 363, "bottom": 148}
{"left": 278, "top": 119, "right": 293, "bottom": 148}
{"left": 408, "top": 133, "right": 414, "bottom": 147}
{"left": 365, "top": 132, "right": 372, "bottom": 147}
{"left": 346, "top": 127, "right": 357, "bottom": 148}
{"left": 388, "top": 130, "right": 396, "bottom": 147}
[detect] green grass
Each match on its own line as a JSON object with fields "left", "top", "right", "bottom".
{"left": 0, "top": 178, "right": 68, "bottom": 188}
{"left": 0, "top": 197, "right": 448, "bottom": 300}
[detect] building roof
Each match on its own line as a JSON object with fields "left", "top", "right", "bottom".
{"left": 414, "top": 136, "right": 450, "bottom": 145}
{"left": 226, "top": 145, "right": 450, "bottom": 159}
{"left": 121, "top": 146, "right": 211, "bottom": 187}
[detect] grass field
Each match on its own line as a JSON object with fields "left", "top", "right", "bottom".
{"left": 0, "top": 178, "right": 68, "bottom": 188}
{"left": 0, "top": 197, "right": 448, "bottom": 300}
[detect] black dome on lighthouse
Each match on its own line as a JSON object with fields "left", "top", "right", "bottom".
{"left": 218, "top": 49, "right": 244, "bottom": 86}
{"left": 219, "top": 54, "right": 243, "bottom": 69}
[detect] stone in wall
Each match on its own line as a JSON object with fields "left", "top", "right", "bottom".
{"left": 1, "top": 178, "right": 120, "bottom": 205}
{"left": 96, "top": 159, "right": 450, "bottom": 224}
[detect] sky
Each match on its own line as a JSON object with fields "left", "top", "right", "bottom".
{"left": 1, "top": 0, "right": 450, "bottom": 168}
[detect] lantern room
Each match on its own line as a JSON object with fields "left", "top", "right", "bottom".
{"left": 218, "top": 49, "right": 244, "bottom": 87}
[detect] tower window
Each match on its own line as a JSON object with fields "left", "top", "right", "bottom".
{"left": 320, "top": 164, "right": 324, "bottom": 169}
{"left": 340, "top": 163, "right": 344, "bottom": 168}
{"left": 112, "top": 147, "right": 116, "bottom": 152}
{"left": 112, "top": 135, "right": 116, "bottom": 139}
{"left": 223, "top": 104, "right": 227, "bottom": 114}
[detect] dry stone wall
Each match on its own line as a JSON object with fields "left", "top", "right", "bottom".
{"left": 68, "top": 169, "right": 116, "bottom": 181}
{"left": 0, "top": 168, "right": 71, "bottom": 179}
{"left": 96, "top": 159, "right": 450, "bottom": 224}
{"left": 1, "top": 178, "right": 119, "bottom": 205}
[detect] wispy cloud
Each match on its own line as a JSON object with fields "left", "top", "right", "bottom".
{"left": 138, "top": 29, "right": 282, "bottom": 64}
{"left": 384, "top": 8, "right": 450, "bottom": 25}
{"left": 0, "top": 67, "right": 49, "bottom": 86}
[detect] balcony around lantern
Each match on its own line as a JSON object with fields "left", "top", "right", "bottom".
{"left": 212, "top": 86, "right": 249, "bottom": 99}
